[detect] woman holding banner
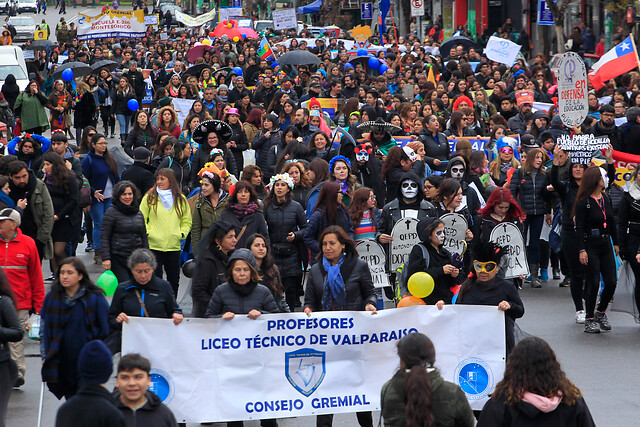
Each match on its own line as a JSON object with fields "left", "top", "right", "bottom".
{"left": 304, "top": 225, "right": 376, "bottom": 427}
{"left": 617, "top": 166, "right": 640, "bottom": 317}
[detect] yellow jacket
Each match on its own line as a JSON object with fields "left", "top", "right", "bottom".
{"left": 140, "top": 193, "right": 192, "bottom": 252}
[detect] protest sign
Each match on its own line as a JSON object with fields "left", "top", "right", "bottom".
{"left": 219, "top": 7, "right": 243, "bottom": 22}
{"left": 175, "top": 9, "right": 217, "bottom": 27}
{"left": 355, "top": 239, "right": 389, "bottom": 288}
{"left": 272, "top": 9, "right": 297, "bottom": 30}
{"left": 485, "top": 36, "right": 521, "bottom": 66}
{"left": 389, "top": 217, "right": 420, "bottom": 270}
{"left": 144, "top": 14, "right": 159, "bottom": 26}
{"left": 440, "top": 213, "right": 468, "bottom": 256}
{"left": 171, "top": 98, "right": 196, "bottom": 131}
{"left": 556, "top": 134, "right": 610, "bottom": 165}
{"left": 515, "top": 90, "right": 535, "bottom": 107}
{"left": 489, "top": 223, "right": 529, "bottom": 278}
{"left": 77, "top": 10, "right": 146, "bottom": 40}
{"left": 122, "top": 306, "right": 506, "bottom": 423}
{"left": 557, "top": 51, "right": 588, "bottom": 128}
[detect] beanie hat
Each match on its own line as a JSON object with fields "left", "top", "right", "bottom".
{"left": 77, "top": 340, "right": 113, "bottom": 384}
{"left": 133, "top": 146, "right": 151, "bottom": 161}
{"left": 218, "top": 84, "right": 229, "bottom": 92}
{"left": 228, "top": 248, "right": 259, "bottom": 272}
{"left": 309, "top": 97, "right": 322, "bottom": 110}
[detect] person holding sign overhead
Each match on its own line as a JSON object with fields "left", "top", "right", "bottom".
{"left": 304, "top": 225, "right": 376, "bottom": 427}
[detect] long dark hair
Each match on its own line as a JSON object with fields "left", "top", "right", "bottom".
{"left": 0, "top": 268, "right": 15, "bottom": 301}
{"left": 349, "top": 187, "right": 374, "bottom": 230}
{"left": 492, "top": 336, "right": 582, "bottom": 405}
{"left": 396, "top": 332, "right": 436, "bottom": 427}
{"left": 51, "top": 257, "right": 105, "bottom": 295}
{"left": 307, "top": 158, "right": 329, "bottom": 186}
{"left": 41, "top": 152, "right": 71, "bottom": 191}
{"left": 146, "top": 168, "right": 186, "bottom": 216}
{"left": 228, "top": 180, "right": 259, "bottom": 206}
{"left": 313, "top": 181, "right": 344, "bottom": 225}
{"left": 245, "top": 233, "right": 283, "bottom": 294}
{"left": 432, "top": 178, "right": 461, "bottom": 205}
{"left": 573, "top": 166, "right": 604, "bottom": 216}
{"left": 90, "top": 133, "right": 119, "bottom": 178}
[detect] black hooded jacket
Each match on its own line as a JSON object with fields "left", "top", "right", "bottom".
{"left": 1, "top": 74, "right": 19, "bottom": 112}
{"left": 113, "top": 390, "right": 177, "bottom": 426}
{"left": 378, "top": 172, "right": 436, "bottom": 237}
{"left": 443, "top": 157, "right": 483, "bottom": 216}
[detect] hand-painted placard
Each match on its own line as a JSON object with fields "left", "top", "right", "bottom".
{"left": 440, "top": 213, "right": 468, "bottom": 256}
{"left": 390, "top": 217, "right": 420, "bottom": 270}
{"left": 490, "top": 222, "right": 529, "bottom": 279}
{"left": 355, "top": 239, "right": 389, "bottom": 288}
{"left": 557, "top": 51, "right": 588, "bottom": 128}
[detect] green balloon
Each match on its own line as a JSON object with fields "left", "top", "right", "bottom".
{"left": 97, "top": 270, "right": 118, "bottom": 296}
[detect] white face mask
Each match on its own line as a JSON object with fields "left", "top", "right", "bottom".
{"left": 599, "top": 167, "right": 609, "bottom": 188}
{"left": 434, "top": 228, "right": 445, "bottom": 244}
{"left": 356, "top": 151, "right": 369, "bottom": 162}
{"left": 401, "top": 180, "right": 419, "bottom": 199}
{"left": 450, "top": 165, "right": 465, "bottom": 180}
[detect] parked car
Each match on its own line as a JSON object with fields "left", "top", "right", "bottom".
{"left": 0, "top": 45, "right": 28, "bottom": 91}
{"left": 0, "top": 0, "right": 17, "bottom": 15}
{"left": 6, "top": 16, "right": 35, "bottom": 43}
{"left": 16, "top": 0, "right": 36, "bottom": 13}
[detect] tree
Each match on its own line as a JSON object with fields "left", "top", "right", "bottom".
{"left": 547, "top": 0, "right": 571, "bottom": 53}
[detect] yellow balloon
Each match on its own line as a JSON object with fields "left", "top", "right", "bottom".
{"left": 227, "top": 23, "right": 233, "bottom": 28}
{"left": 202, "top": 39, "right": 210, "bottom": 45}
{"left": 407, "top": 272, "right": 435, "bottom": 298}
{"left": 233, "top": 36, "right": 240, "bottom": 42}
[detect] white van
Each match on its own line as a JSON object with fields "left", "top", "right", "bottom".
{"left": 0, "top": 46, "right": 28, "bottom": 91}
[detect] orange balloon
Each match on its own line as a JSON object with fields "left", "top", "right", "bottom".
{"left": 397, "top": 296, "right": 426, "bottom": 308}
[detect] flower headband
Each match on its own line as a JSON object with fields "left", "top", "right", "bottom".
{"left": 210, "top": 148, "right": 224, "bottom": 157}
{"left": 329, "top": 155, "right": 351, "bottom": 172}
{"left": 270, "top": 173, "right": 295, "bottom": 189}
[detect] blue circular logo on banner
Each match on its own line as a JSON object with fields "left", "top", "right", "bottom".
{"left": 148, "top": 368, "right": 175, "bottom": 404}
{"left": 454, "top": 358, "right": 494, "bottom": 400}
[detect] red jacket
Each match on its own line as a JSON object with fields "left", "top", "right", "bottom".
{"left": 0, "top": 228, "right": 44, "bottom": 312}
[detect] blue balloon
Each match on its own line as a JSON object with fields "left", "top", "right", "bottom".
{"left": 241, "top": 33, "right": 247, "bottom": 39}
{"left": 272, "top": 62, "right": 279, "bottom": 68}
{"left": 232, "top": 67, "right": 243, "bottom": 76}
{"left": 378, "top": 64, "right": 389, "bottom": 75}
{"left": 61, "top": 68, "right": 74, "bottom": 82}
{"left": 367, "top": 57, "right": 379, "bottom": 70}
{"left": 344, "top": 63, "right": 354, "bottom": 69}
{"left": 127, "top": 98, "right": 139, "bottom": 112}
{"left": 357, "top": 49, "right": 367, "bottom": 57}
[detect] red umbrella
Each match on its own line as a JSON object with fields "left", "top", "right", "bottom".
{"left": 212, "top": 19, "right": 244, "bottom": 42}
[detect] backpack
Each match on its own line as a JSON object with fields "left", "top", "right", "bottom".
{"left": 78, "top": 176, "right": 91, "bottom": 209}
{"left": 0, "top": 105, "right": 14, "bottom": 129}
{"left": 394, "top": 243, "right": 430, "bottom": 303}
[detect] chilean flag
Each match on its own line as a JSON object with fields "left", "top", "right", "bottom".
{"left": 588, "top": 36, "right": 638, "bottom": 90}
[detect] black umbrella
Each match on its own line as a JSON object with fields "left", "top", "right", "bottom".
{"left": 182, "top": 63, "right": 210, "bottom": 82}
{"left": 53, "top": 62, "right": 93, "bottom": 80}
{"left": 357, "top": 118, "right": 402, "bottom": 133}
{"left": 440, "top": 36, "right": 479, "bottom": 57}
{"left": 25, "top": 40, "right": 51, "bottom": 51}
{"left": 193, "top": 120, "right": 234, "bottom": 146}
{"left": 91, "top": 60, "right": 118, "bottom": 72}
{"left": 276, "top": 50, "right": 321, "bottom": 65}
{"left": 212, "top": 67, "right": 232, "bottom": 82}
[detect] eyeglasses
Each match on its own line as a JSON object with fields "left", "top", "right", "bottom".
{"left": 473, "top": 260, "right": 498, "bottom": 273}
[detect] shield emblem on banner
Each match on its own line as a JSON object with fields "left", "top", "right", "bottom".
{"left": 285, "top": 348, "right": 326, "bottom": 397}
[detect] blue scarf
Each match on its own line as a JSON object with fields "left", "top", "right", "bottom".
{"left": 321, "top": 254, "right": 346, "bottom": 311}
{"left": 0, "top": 191, "right": 15, "bottom": 208}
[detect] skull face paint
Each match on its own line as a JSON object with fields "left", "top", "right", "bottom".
{"left": 401, "top": 180, "right": 419, "bottom": 199}
{"left": 450, "top": 165, "right": 465, "bottom": 180}
{"left": 434, "top": 228, "right": 445, "bottom": 244}
{"left": 356, "top": 151, "right": 369, "bottom": 162}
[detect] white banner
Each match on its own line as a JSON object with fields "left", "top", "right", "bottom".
{"left": 272, "top": 9, "right": 297, "bottom": 30}
{"left": 485, "top": 36, "right": 521, "bottom": 67}
{"left": 144, "top": 14, "right": 159, "bottom": 26}
{"left": 122, "top": 307, "right": 506, "bottom": 423}
{"left": 171, "top": 98, "right": 196, "bottom": 130}
{"left": 77, "top": 10, "right": 147, "bottom": 40}
{"left": 175, "top": 9, "right": 217, "bottom": 27}
{"left": 219, "top": 7, "right": 243, "bottom": 23}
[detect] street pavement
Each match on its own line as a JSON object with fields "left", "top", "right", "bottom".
{"left": 3, "top": 7, "right": 640, "bottom": 426}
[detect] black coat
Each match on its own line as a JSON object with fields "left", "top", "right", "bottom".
{"left": 73, "top": 91, "right": 96, "bottom": 129}
{"left": 419, "top": 130, "right": 450, "bottom": 172}
{"left": 589, "top": 121, "right": 622, "bottom": 152}
{"left": 205, "top": 281, "right": 278, "bottom": 317}
{"left": 100, "top": 203, "right": 148, "bottom": 260}
{"left": 158, "top": 156, "right": 192, "bottom": 195}
{"left": 619, "top": 121, "right": 640, "bottom": 155}
{"left": 509, "top": 167, "right": 550, "bottom": 216}
{"left": 550, "top": 164, "right": 579, "bottom": 229}
{"left": 304, "top": 255, "right": 376, "bottom": 312}
{"left": 264, "top": 198, "right": 307, "bottom": 278}
{"left": 477, "top": 396, "right": 595, "bottom": 427}
{"left": 406, "top": 243, "right": 457, "bottom": 305}
{"left": 113, "top": 390, "right": 178, "bottom": 427}
{"left": 121, "top": 162, "right": 156, "bottom": 197}
{"left": 123, "top": 127, "right": 157, "bottom": 157}
{"left": 55, "top": 383, "right": 126, "bottom": 427}
{"left": 354, "top": 157, "right": 385, "bottom": 208}
{"left": 219, "top": 207, "right": 268, "bottom": 249}
{"left": 46, "top": 174, "right": 80, "bottom": 227}
{"left": 0, "top": 295, "right": 24, "bottom": 362}
{"left": 617, "top": 190, "right": 640, "bottom": 260}
{"left": 227, "top": 121, "right": 249, "bottom": 176}
{"left": 122, "top": 69, "right": 146, "bottom": 101}
{"left": 252, "top": 129, "right": 282, "bottom": 179}
{"left": 110, "top": 89, "right": 136, "bottom": 116}
{"left": 108, "top": 276, "right": 182, "bottom": 330}
{"left": 191, "top": 245, "right": 228, "bottom": 318}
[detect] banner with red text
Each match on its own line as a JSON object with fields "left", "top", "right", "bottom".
{"left": 77, "top": 10, "right": 146, "bottom": 40}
